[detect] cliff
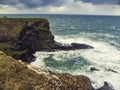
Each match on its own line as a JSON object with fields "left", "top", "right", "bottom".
{"left": 0, "top": 17, "right": 93, "bottom": 62}
{"left": 0, "top": 51, "right": 94, "bottom": 90}
{"left": 0, "top": 18, "right": 55, "bottom": 62}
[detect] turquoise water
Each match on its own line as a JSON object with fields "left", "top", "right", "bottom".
{"left": 1, "top": 14, "right": 120, "bottom": 89}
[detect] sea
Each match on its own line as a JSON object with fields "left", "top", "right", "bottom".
{"left": 0, "top": 14, "right": 120, "bottom": 90}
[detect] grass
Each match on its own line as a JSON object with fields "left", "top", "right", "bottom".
{"left": 0, "top": 17, "right": 48, "bottom": 35}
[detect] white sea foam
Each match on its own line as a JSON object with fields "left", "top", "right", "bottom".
{"left": 31, "top": 33, "right": 120, "bottom": 90}
{"left": 31, "top": 52, "right": 49, "bottom": 69}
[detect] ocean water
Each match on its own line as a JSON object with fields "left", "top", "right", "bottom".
{"left": 1, "top": 14, "right": 120, "bottom": 90}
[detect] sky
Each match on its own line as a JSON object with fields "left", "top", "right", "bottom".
{"left": 0, "top": 0, "right": 120, "bottom": 15}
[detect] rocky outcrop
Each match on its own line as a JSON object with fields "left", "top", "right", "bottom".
{"left": 0, "top": 51, "right": 94, "bottom": 90}
{"left": 0, "top": 17, "right": 93, "bottom": 62}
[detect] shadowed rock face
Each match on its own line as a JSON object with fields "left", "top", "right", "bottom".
{"left": 16, "top": 20, "right": 55, "bottom": 52}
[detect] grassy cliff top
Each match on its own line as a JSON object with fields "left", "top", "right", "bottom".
{"left": 0, "top": 18, "right": 47, "bottom": 23}
{"left": 0, "top": 17, "right": 48, "bottom": 36}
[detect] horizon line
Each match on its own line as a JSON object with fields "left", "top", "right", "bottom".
{"left": 0, "top": 13, "right": 120, "bottom": 17}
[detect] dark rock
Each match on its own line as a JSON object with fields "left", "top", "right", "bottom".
{"left": 90, "top": 67, "right": 100, "bottom": 72}
{"left": 16, "top": 19, "right": 54, "bottom": 52}
{"left": 105, "top": 68, "right": 118, "bottom": 73}
{"left": 52, "top": 42, "right": 94, "bottom": 51}
{"left": 97, "top": 82, "right": 114, "bottom": 90}
{"left": 71, "top": 43, "right": 94, "bottom": 49}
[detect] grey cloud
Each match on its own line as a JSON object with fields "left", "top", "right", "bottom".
{"left": 0, "top": 0, "right": 66, "bottom": 8}
{"left": 0, "top": 0, "right": 19, "bottom": 5}
{"left": 75, "top": 0, "right": 119, "bottom": 4}
{"left": 0, "top": 0, "right": 120, "bottom": 9}
{"left": 19, "top": 0, "right": 66, "bottom": 8}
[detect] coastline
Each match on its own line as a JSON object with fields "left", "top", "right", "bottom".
{"left": 0, "top": 17, "right": 114, "bottom": 90}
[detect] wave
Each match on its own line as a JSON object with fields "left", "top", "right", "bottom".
{"left": 31, "top": 33, "right": 120, "bottom": 90}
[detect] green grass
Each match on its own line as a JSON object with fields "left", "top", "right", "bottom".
{"left": 0, "top": 18, "right": 49, "bottom": 35}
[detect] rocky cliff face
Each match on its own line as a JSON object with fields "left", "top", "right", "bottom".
{"left": 16, "top": 19, "right": 54, "bottom": 51}
{"left": 0, "top": 51, "right": 94, "bottom": 90}
{"left": 0, "top": 18, "right": 55, "bottom": 62}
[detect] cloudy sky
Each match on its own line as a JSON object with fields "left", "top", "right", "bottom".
{"left": 0, "top": 0, "right": 120, "bottom": 15}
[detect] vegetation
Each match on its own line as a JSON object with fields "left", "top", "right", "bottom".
{"left": 2, "top": 49, "right": 27, "bottom": 56}
{"left": 0, "top": 51, "right": 41, "bottom": 90}
{"left": 0, "top": 18, "right": 48, "bottom": 35}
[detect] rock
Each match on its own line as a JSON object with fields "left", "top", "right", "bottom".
{"left": 0, "top": 52, "right": 94, "bottom": 90}
{"left": 51, "top": 42, "right": 94, "bottom": 50}
{"left": 105, "top": 68, "right": 118, "bottom": 73}
{"left": 16, "top": 19, "right": 54, "bottom": 52}
{"left": 90, "top": 67, "right": 100, "bottom": 72}
{"left": 96, "top": 82, "right": 114, "bottom": 90}
{"left": 71, "top": 43, "right": 94, "bottom": 49}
